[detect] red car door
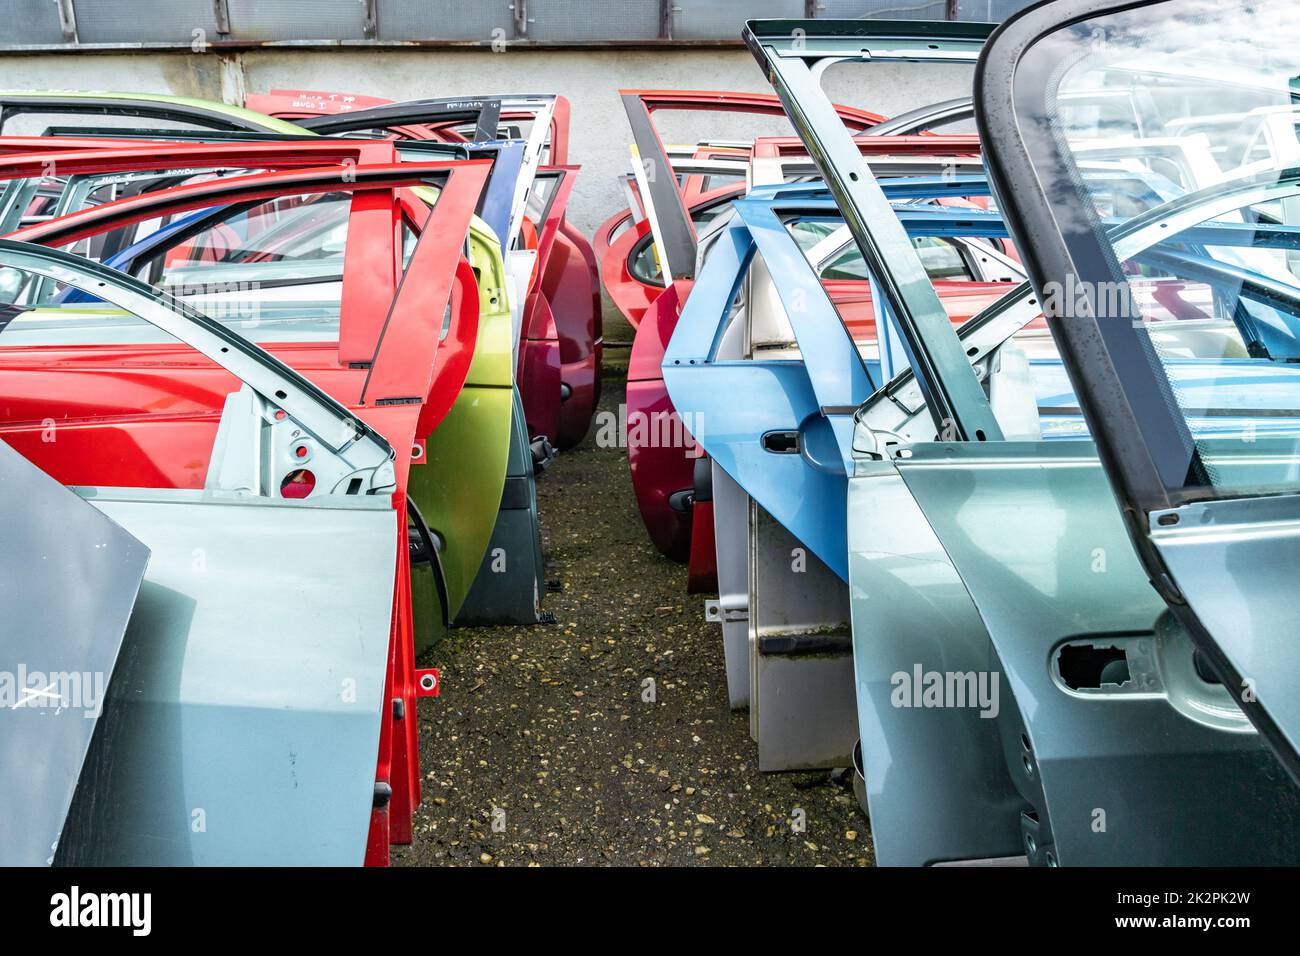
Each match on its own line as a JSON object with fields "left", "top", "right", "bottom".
{"left": 248, "top": 90, "right": 603, "bottom": 447}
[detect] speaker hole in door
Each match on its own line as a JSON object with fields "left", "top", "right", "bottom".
{"left": 1057, "top": 643, "right": 1130, "bottom": 690}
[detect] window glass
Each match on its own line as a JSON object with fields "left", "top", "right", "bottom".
{"left": 628, "top": 198, "right": 733, "bottom": 284}
{"left": 0, "top": 262, "right": 200, "bottom": 352}
{"left": 25, "top": 192, "right": 357, "bottom": 342}
{"left": 1026, "top": 0, "right": 1300, "bottom": 497}
{"left": 785, "top": 217, "right": 975, "bottom": 283}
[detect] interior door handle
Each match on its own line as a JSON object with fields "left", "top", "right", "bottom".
{"left": 762, "top": 430, "right": 800, "bottom": 454}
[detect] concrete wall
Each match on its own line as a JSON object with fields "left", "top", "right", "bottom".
{"left": 0, "top": 48, "right": 972, "bottom": 337}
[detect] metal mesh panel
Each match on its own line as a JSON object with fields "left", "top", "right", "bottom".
{"left": 673, "top": 0, "right": 803, "bottom": 39}
{"left": 0, "top": 0, "right": 69, "bottom": 43}
{"left": 226, "top": 0, "right": 366, "bottom": 41}
{"left": 814, "top": 0, "right": 952, "bottom": 20}
{"left": 814, "top": 0, "right": 1034, "bottom": 18}
{"left": 526, "top": 0, "right": 659, "bottom": 41}
{"left": 951, "top": 0, "right": 1034, "bottom": 20}
{"left": 377, "top": 0, "right": 513, "bottom": 40}
{"left": 72, "top": 0, "right": 221, "bottom": 44}
{"left": 0, "top": 0, "right": 1043, "bottom": 49}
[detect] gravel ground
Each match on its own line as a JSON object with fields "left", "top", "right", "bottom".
{"left": 394, "top": 352, "right": 872, "bottom": 867}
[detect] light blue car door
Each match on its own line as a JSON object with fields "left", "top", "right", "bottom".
{"left": 0, "top": 241, "right": 400, "bottom": 865}
{"left": 979, "top": 0, "right": 1300, "bottom": 787}
{"left": 0, "top": 438, "right": 149, "bottom": 866}
{"left": 664, "top": 189, "right": 1006, "bottom": 580}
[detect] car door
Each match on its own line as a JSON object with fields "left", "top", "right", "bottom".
{"left": 744, "top": 18, "right": 999, "bottom": 443}
{"left": 0, "top": 91, "right": 306, "bottom": 136}
{"left": 0, "top": 436, "right": 149, "bottom": 866}
{"left": 746, "top": 15, "right": 1300, "bottom": 865}
{"left": 978, "top": 0, "right": 1300, "bottom": 783}
{"left": 0, "top": 238, "right": 403, "bottom": 864}
{"left": 618, "top": 96, "right": 754, "bottom": 561}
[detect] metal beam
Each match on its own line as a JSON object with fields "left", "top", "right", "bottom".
{"left": 55, "top": 0, "right": 78, "bottom": 42}
{"left": 212, "top": 0, "right": 231, "bottom": 35}
{"left": 742, "top": 19, "right": 1002, "bottom": 442}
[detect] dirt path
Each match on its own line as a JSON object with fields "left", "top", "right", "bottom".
{"left": 395, "top": 355, "right": 872, "bottom": 867}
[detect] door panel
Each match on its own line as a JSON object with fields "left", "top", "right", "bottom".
{"left": 0, "top": 238, "right": 404, "bottom": 864}
{"left": 0, "top": 440, "right": 149, "bottom": 866}
{"left": 741, "top": 19, "right": 1000, "bottom": 443}
{"left": 56, "top": 488, "right": 395, "bottom": 865}
{"left": 894, "top": 440, "right": 1300, "bottom": 864}
{"left": 847, "top": 457, "right": 1024, "bottom": 865}
{"left": 977, "top": 0, "right": 1300, "bottom": 777}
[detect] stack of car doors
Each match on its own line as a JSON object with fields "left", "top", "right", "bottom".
{"left": 665, "top": 11, "right": 1300, "bottom": 865}
{"left": 0, "top": 90, "right": 558, "bottom": 629}
{"left": 598, "top": 91, "right": 890, "bottom": 576}
{"left": 0, "top": 137, "right": 494, "bottom": 864}
{"left": 634, "top": 132, "right": 996, "bottom": 588}
{"left": 604, "top": 67, "right": 1018, "bottom": 774}
{"left": 242, "top": 90, "right": 565, "bottom": 626}
{"left": 701, "top": 136, "right": 1021, "bottom": 748}
{"left": 666, "top": 177, "right": 1020, "bottom": 768}
{"left": 247, "top": 89, "right": 607, "bottom": 623}
{"left": 247, "top": 88, "right": 603, "bottom": 452}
